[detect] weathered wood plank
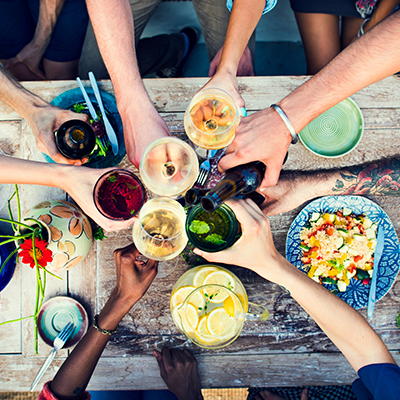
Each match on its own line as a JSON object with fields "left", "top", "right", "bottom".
{"left": 2, "top": 352, "right": 400, "bottom": 391}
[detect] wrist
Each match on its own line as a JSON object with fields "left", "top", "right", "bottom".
{"left": 215, "top": 63, "right": 237, "bottom": 77}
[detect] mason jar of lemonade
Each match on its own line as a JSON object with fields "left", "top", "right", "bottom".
{"left": 170, "top": 265, "right": 269, "bottom": 349}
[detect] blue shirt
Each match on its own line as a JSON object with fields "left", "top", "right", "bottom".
{"left": 352, "top": 363, "right": 400, "bottom": 399}
{"left": 226, "top": 0, "right": 277, "bottom": 15}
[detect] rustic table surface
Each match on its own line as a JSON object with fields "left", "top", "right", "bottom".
{"left": 0, "top": 77, "right": 400, "bottom": 392}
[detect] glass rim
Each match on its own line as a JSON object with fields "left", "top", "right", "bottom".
{"left": 139, "top": 137, "right": 198, "bottom": 194}
{"left": 93, "top": 168, "right": 146, "bottom": 221}
{"left": 137, "top": 197, "right": 186, "bottom": 241}
{"left": 186, "top": 87, "right": 240, "bottom": 136}
{"left": 186, "top": 203, "right": 239, "bottom": 252}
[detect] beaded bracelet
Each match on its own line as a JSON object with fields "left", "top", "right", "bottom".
{"left": 271, "top": 104, "right": 298, "bottom": 144}
{"left": 93, "top": 314, "right": 119, "bottom": 336}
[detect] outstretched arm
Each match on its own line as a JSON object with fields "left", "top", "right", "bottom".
{"left": 49, "top": 244, "right": 157, "bottom": 400}
{"left": 0, "top": 155, "right": 134, "bottom": 231}
{"left": 205, "top": 0, "right": 265, "bottom": 109}
{"left": 85, "top": 0, "right": 170, "bottom": 167}
{"left": 194, "top": 199, "right": 396, "bottom": 372}
{"left": 260, "top": 157, "right": 400, "bottom": 215}
{"left": 0, "top": 66, "right": 89, "bottom": 164}
{"left": 219, "top": 11, "right": 400, "bottom": 188}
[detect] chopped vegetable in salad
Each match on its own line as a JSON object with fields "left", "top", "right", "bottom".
{"left": 299, "top": 208, "right": 378, "bottom": 293}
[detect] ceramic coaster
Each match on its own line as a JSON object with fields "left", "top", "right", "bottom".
{"left": 299, "top": 97, "right": 363, "bottom": 158}
{"left": 38, "top": 296, "right": 88, "bottom": 348}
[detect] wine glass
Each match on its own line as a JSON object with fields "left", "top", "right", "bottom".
{"left": 93, "top": 169, "right": 146, "bottom": 220}
{"left": 132, "top": 197, "right": 188, "bottom": 277}
{"left": 184, "top": 88, "right": 240, "bottom": 159}
{"left": 139, "top": 137, "right": 199, "bottom": 198}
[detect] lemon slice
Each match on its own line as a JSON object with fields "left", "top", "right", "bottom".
{"left": 203, "top": 270, "right": 235, "bottom": 290}
{"left": 171, "top": 286, "right": 204, "bottom": 309}
{"left": 181, "top": 303, "right": 199, "bottom": 332}
{"left": 197, "top": 315, "right": 210, "bottom": 335}
{"left": 172, "top": 307, "right": 184, "bottom": 331}
{"left": 223, "top": 296, "right": 237, "bottom": 317}
{"left": 206, "top": 307, "right": 235, "bottom": 336}
{"left": 193, "top": 266, "right": 220, "bottom": 287}
{"left": 194, "top": 316, "right": 218, "bottom": 345}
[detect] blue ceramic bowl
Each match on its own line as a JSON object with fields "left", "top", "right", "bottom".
{"left": 45, "top": 87, "right": 126, "bottom": 168}
{"left": 0, "top": 231, "right": 17, "bottom": 292}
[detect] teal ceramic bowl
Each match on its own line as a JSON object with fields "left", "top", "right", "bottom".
{"left": 38, "top": 296, "right": 88, "bottom": 348}
{"left": 298, "top": 98, "right": 363, "bottom": 158}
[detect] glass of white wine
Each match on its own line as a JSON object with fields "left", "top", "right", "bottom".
{"left": 132, "top": 197, "right": 188, "bottom": 277}
{"left": 184, "top": 88, "right": 240, "bottom": 159}
{"left": 140, "top": 137, "right": 199, "bottom": 198}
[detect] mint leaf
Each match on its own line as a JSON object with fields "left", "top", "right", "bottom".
{"left": 397, "top": 312, "right": 400, "bottom": 328}
{"left": 205, "top": 234, "right": 226, "bottom": 246}
{"left": 189, "top": 220, "right": 210, "bottom": 235}
{"left": 107, "top": 175, "right": 118, "bottom": 182}
{"left": 94, "top": 227, "right": 107, "bottom": 241}
{"left": 73, "top": 103, "right": 86, "bottom": 113}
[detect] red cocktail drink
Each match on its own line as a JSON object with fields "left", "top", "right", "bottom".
{"left": 94, "top": 169, "right": 146, "bottom": 220}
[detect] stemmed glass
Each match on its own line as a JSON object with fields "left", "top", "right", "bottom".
{"left": 184, "top": 88, "right": 240, "bottom": 159}
{"left": 132, "top": 197, "right": 188, "bottom": 277}
{"left": 140, "top": 137, "right": 199, "bottom": 198}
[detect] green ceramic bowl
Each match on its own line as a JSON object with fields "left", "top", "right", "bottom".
{"left": 298, "top": 98, "right": 363, "bottom": 158}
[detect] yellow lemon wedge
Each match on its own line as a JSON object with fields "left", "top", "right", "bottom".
{"left": 197, "top": 316, "right": 210, "bottom": 335}
{"left": 193, "top": 266, "right": 220, "bottom": 287}
{"left": 206, "top": 307, "right": 235, "bottom": 336}
{"left": 171, "top": 286, "right": 204, "bottom": 309}
{"left": 223, "top": 296, "right": 236, "bottom": 317}
{"left": 181, "top": 303, "right": 199, "bottom": 332}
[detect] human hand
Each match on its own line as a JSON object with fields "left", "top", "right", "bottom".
{"left": 193, "top": 199, "right": 285, "bottom": 282}
{"left": 219, "top": 107, "right": 292, "bottom": 188}
{"left": 255, "top": 389, "right": 309, "bottom": 400}
{"left": 4, "top": 41, "right": 46, "bottom": 80}
{"left": 28, "top": 104, "right": 90, "bottom": 165}
{"left": 61, "top": 166, "right": 137, "bottom": 231}
{"left": 121, "top": 105, "right": 171, "bottom": 168}
{"left": 153, "top": 347, "right": 203, "bottom": 400}
{"left": 208, "top": 45, "right": 255, "bottom": 77}
{"left": 113, "top": 243, "right": 158, "bottom": 305}
{"left": 202, "top": 69, "right": 246, "bottom": 115}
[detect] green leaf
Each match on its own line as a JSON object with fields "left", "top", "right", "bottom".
{"left": 107, "top": 175, "right": 118, "bottom": 182}
{"left": 397, "top": 312, "right": 400, "bottom": 328}
{"left": 189, "top": 220, "right": 210, "bottom": 234}
{"left": 73, "top": 103, "right": 86, "bottom": 113}
{"left": 205, "top": 234, "right": 227, "bottom": 246}
{"left": 130, "top": 209, "right": 136, "bottom": 215}
{"left": 125, "top": 182, "right": 138, "bottom": 190}
{"left": 93, "top": 227, "right": 107, "bottom": 241}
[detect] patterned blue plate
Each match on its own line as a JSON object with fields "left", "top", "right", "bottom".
{"left": 286, "top": 196, "right": 400, "bottom": 309}
{"left": 46, "top": 87, "right": 126, "bottom": 168}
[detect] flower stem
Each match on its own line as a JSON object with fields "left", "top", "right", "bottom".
{"left": 7, "top": 189, "right": 16, "bottom": 232}
{"left": 0, "top": 217, "right": 34, "bottom": 231}
{"left": 15, "top": 184, "right": 21, "bottom": 228}
{"left": 0, "top": 315, "right": 34, "bottom": 326}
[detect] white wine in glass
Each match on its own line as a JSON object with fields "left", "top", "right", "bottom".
{"left": 140, "top": 137, "right": 199, "bottom": 198}
{"left": 184, "top": 88, "right": 240, "bottom": 154}
{"left": 132, "top": 197, "right": 188, "bottom": 262}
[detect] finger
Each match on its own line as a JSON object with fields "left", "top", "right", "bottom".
{"left": 260, "top": 161, "right": 282, "bottom": 189}
{"left": 300, "top": 388, "right": 309, "bottom": 400}
{"left": 4, "top": 57, "right": 19, "bottom": 70}
{"left": 153, "top": 349, "right": 167, "bottom": 376}
{"left": 218, "top": 150, "right": 251, "bottom": 173}
{"left": 243, "top": 198, "right": 265, "bottom": 219}
{"left": 183, "top": 349, "right": 196, "bottom": 363}
{"left": 27, "top": 64, "right": 46, "bottom": 80}
{"left": 162, "top": 347, "right": 172, "bottom": 368}
{"left": 193, "top": 247, "right": 225, "bottom": 262}
{"left": 223, "top": 199, "right": 259, "bottom": 228}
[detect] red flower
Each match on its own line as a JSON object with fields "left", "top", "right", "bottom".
{"left": 19, "top": 238, "right": 53, "bottom": 269}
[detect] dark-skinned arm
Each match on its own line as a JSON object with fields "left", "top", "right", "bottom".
{"left": 48, "top": 244, "right": 157, "bottom": 400}
{"left": 260, "top": 157, "right": 400, "bottom": 215}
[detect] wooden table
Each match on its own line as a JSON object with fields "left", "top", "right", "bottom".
{"left": 1, "top": 77, "right": 400, "bottom": 392}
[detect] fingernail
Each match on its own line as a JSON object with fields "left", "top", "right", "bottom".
{"left": 240, "top": 107, "right": 247, "bottom": 117}
{"left": 152, "top": 350, "right": 159, "bottom": 358}
{"left": 193, "top": 249, "right": 201, "bottom": 256}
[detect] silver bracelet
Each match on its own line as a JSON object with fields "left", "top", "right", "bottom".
{"left": 271, "top": 104, "right": 298, "bottom": 144}
{"left": 357, "top": 18, "right": 370, "bottom": 38}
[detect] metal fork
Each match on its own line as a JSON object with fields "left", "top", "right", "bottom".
{"left": 30, "top": 322, "right": 75, "bottom": 391}
{"left": 195, "top": 159, "right": 210, "bottom": 187}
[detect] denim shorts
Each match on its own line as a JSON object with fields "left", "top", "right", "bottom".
{"left": 0, "top": 0, "right": 89, "bottom": 62}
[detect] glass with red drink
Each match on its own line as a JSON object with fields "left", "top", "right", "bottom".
{"left": 94, "top": 169, "right": 146, "bottom": 220}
